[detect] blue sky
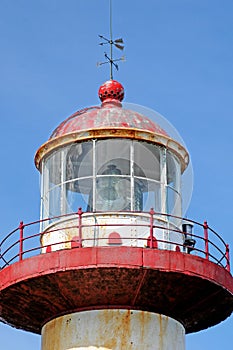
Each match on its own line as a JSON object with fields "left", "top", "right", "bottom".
{"left": 0, "top": 0, "right": 233, "bottom": 349}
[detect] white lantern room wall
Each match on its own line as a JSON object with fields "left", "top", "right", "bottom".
{"left": 40, "top": 138, "right": 181, "bottom": 229}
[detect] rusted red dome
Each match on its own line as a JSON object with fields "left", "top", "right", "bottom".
{"left": 50, "top": 105, "right": 168, "bottom": 139}
{"left": 35, "top": 80, "right": 189, "bottom": 172}
{"left": 50, "top": 80, "right": 168, "bottom": 139}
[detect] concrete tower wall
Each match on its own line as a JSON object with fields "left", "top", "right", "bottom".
{"left": 41, "top": 310, "right": 185, "bottom": 350}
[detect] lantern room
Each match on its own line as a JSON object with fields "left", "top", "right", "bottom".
{"left": 1, "top": 79, "right": 232, "bottom": 350}
{"left": 35, "top": 80, "right": 189, "bottom": 251}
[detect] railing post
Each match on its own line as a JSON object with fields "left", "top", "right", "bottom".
{"left": 203, "top": 221, "right": 209, "bottom": 260}
{"left": 149, "top": 208, "right": 155, "bottom": 249}
{"left": 19, "top": 221, "right": 24, "bottom": 261}
{"left": 226, "top": 244, "right": 230, "bottom": 272}
{"left": 78, "top": 207, "right": 83, "bottom": 248}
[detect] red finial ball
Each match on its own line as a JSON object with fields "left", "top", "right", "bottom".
{"left": 98, "top": 80, "right": 124, "bottom": 103}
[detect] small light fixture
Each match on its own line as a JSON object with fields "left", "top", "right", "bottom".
{"left": 182, "top": 223, "right": 196, "bottom": 253}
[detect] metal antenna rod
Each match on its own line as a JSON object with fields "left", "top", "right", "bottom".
{"left": 109, "top": 0, "right": 113, "bottom": 79}
{"left": 97, "top": 0, "right": 125, "bottom": 79}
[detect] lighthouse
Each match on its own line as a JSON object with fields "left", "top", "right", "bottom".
{"left": 0, "top": 77, "right": 232, "bottom": 349}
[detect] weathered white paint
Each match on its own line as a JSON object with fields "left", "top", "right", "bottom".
{"left": 41, "top": 212, "right": 183, "bottom": 253}
{"left": 41, "top": 309, "right": 185, "bottom": 350}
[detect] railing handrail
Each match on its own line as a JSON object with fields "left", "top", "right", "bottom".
{"left": 0, "top": 209, "right": 230, "bottom": 272}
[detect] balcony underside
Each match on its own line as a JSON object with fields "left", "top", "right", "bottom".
{"left": 0, "top": 247, "right": 232, "bottom": 334}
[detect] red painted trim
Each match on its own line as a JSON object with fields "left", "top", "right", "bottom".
{"left": 78, "top": 207, "right": 83, "bottom": 248}
{"left": 19, "top": 221, "right": 24, "bottom": 261}
{"left": 146, "top": 236, "right": 158, "bottom": 249}
{"left": 204, "top": 221, "right": 209, "bottom": 259}
{"left": 108, "top": 231, "right": 122, "bottom": 245}
{"left": 226, "top": 244, "right": 230, "bottom": 272}
{"left": 46, "top": 245, "right": 51, "bottom": 253}
{"left": 0, "top": 247, "right": 232, "bottom": 293}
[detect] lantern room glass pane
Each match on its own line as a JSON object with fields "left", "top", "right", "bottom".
{"left": 167, "top": 151, "right": 180, "bottom": 192}
{"left": 134, "top": 141, "right": 160, "bottom": 180}
{"left": 93, "top": 139, "right": 131, "bottom": 212}
{"left": 48, "top": 186, "right": 61, "bottom": 217}
{"left": 140, "top": 179, "right": 161, "bottom": 212}
{"left": 96, "top": 140, "right": 130, "bottom": 175}
{"left": 47, "top": 150, "right": 62, "bottom": 188}
{"left": 167, "top": 186, "right": 181, "bottom": 218}
{"left": 95, "top": 176, "right": 131, "bottom": 211}
{"left": 66, "top": 142, "right": 93, "bottom": 180}
{"left": 66, "top": 178, "right": 92, "bottom": 213}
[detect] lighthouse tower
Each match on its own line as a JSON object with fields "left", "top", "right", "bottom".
{"left": 0, "top": 79, "right": 233, "bottom": 350}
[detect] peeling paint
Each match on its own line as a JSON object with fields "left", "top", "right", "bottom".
{"left": 42, "top": 310, "right": 185, "bottom": 350}
{"left": 41, "top": 212, "right": 183, "bottom": 252}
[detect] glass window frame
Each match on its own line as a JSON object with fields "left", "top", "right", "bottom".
{"left": 40, "top": 139, "right": 182, "bottom": 228}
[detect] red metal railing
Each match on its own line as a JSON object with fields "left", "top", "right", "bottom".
{"left": 0, "top": 209, "right": 231, "bottom": 272}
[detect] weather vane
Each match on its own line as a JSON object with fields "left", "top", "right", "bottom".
{"left": 97, "top": 0, "right": 125, "bottom": 80}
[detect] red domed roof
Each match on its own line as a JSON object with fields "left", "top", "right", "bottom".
{"left": 50, "top": 80, "right": 168, "bottom": 139}
{"left": 35, "top": 80, "right": 189, "bottom": 172}
{"left": 50, "top": 104, "right": 168, "bottom": 139}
